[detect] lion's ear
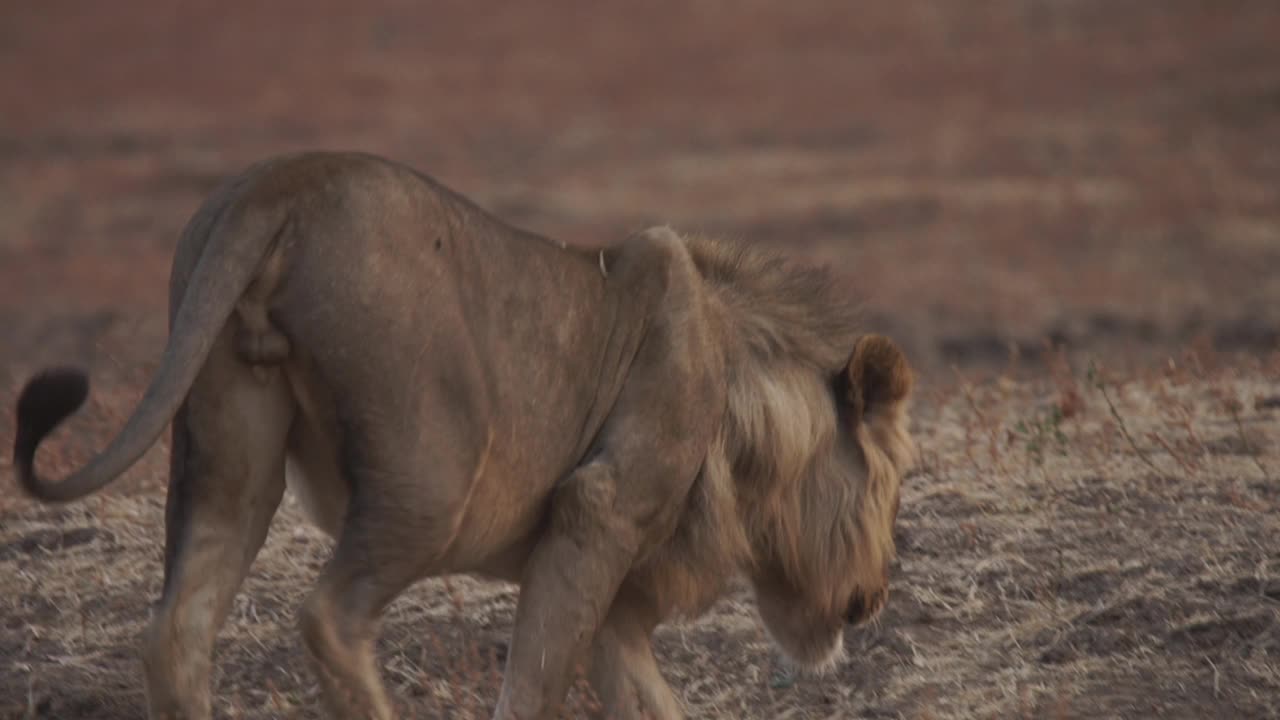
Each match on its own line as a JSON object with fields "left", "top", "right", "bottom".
{"left": 844, "top": 334, "right": 913, "bottom": 425}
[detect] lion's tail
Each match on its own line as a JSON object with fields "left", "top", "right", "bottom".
{"left": 13, "top": 200, "right": 286, "bottom": 503}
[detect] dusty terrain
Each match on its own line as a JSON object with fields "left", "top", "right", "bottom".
{"left": 2, "top": 2, "right": 1278, "bottom": 718}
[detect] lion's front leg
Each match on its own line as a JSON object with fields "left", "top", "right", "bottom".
{"left": 493, "top": 461, "right": 643, "bottom": 720}
{"left": 492, "top": 225, "right": 721, "bottom": 720}
{"left": 586, "top": 596, "right": 684, "bottom": 720}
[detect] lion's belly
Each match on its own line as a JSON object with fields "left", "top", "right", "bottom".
{"left": 441, "top": 450, "right": 561, "bottom": 576}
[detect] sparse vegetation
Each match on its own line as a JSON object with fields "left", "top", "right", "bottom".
{"left": 3, "top": 353, "right": 1276, "bottom": 719}
{"left": 1009, "top": 404, "right": 1069, "bottom": 467}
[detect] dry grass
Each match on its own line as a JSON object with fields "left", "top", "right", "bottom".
{"left": 3, "top": 351, "right": 1277, "bottom": 719}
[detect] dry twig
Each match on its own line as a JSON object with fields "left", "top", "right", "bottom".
{"left": 1089, "top": 360, "right": 1165, "bottom": 476}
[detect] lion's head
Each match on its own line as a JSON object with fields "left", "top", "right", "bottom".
{"left": 687, "top": 236, "right": 917, "bottom": 671}
{"left": 743, "top": 333, "right": 914, "bottom": 670}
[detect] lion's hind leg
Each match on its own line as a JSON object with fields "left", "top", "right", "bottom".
{"left": 297, "top": 554, "right": 405, "bottom": 720}
{"left": 296, "top": 426, "right": 485, "bottom": 720}
{"left": 141, "top": 337, "right": 294, "bottom": 719}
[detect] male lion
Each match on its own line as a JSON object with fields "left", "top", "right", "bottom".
{"left": 13, "top": 151, "right": 915, "bottom": 720}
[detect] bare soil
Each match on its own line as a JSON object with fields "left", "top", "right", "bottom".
{"left": 2, "top": 2, "right": 1278, "bottom": 718}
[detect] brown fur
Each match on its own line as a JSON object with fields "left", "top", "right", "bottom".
{"left": 635, "top": 237, "right": 916, "bottom": 668}
{"left": 11, "top": 151, "right": 915, "bottom": 720}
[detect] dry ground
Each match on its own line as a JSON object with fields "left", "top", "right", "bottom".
{"left": 2, "top": 357, "right": 1279, "bottom": 719}
{"left": 2, "top": 1, "right": 1279, "bottom": 718}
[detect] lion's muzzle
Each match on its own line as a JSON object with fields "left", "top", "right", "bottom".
{"left": 844, "top": 585, "right": 889, "bottom": 626}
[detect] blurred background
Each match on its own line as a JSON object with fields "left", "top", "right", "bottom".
{"left": 2, "top": 1, "right": 1278, "bottom": 380}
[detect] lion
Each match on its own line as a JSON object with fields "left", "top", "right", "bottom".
{"left": 13, "top": 151, "right": 915, "bottom": 720}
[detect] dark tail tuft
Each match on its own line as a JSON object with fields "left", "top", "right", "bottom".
{"left": 13, "top": 367, "right": 90, "bottom": 498}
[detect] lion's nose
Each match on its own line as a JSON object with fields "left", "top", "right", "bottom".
{"left": 844, "top": 587, "right": 888, "bottom": 625}
{"left": 844, "top": 595, "right": 870, "bottom": 624}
